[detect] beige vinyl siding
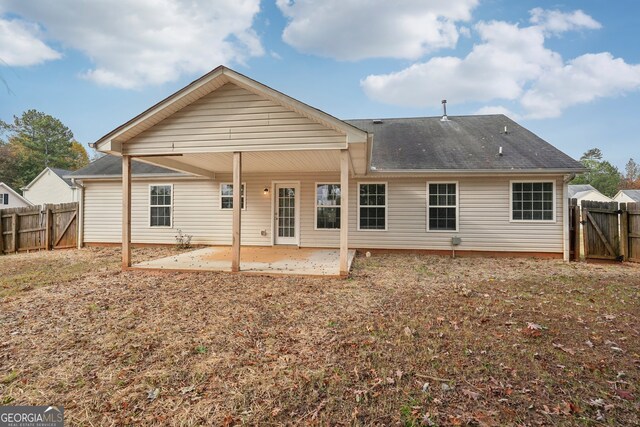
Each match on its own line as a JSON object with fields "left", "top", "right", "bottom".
{"left": 82, "top": 174, "right": 564, "bottom": 253}
{"left": 124, "top": 83, "right": 347, "bottom": 155}
{"left": 23, "top": 170, "right": 76, "bottom": 205}
{"left": 349, "top": 176, "right": 564, "bottom": 252}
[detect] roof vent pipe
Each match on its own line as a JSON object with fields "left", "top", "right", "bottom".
{"left": 440, "top": 99, "right": 449, "bottom": 122}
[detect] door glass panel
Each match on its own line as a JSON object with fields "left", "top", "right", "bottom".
{"left": 278, "top": 187, "right": 295, "bottom": 238}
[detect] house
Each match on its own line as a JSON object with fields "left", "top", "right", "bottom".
{"left": 0, "top": 182, "right": 33, "bottom": 209}
{"left": 70, "top": 66, "right": 584, "bottom": 273}
{"left": 568, "top": 184, "right": 612, "bottom": 206}
{"left": 613, "top": 189, "right": 640, "bottom": 204}
{"left": 22, "top": 167, "right": 79, "bottom": 205}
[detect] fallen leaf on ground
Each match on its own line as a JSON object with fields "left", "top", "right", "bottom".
{"left": 462, "top": 388, "right": 480, "bottom": 400}
{"left": 552, "top": 343, "right": 576, "bottom": 355}
{"left": 615, "top": 389, "right": 634, "bottom": 400}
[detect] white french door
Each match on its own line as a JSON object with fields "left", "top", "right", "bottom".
{"left": 274, "top": 183, "right": 299, "bottom": 245}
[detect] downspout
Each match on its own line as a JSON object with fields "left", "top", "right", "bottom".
{"left": 562, "top": 173, "right": 576, "bottom": 261}
{"left": 72, "top": 178, "right": 85, "bottom": 249}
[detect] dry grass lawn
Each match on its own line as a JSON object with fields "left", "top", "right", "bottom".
{"left": 1, "top": 247, "right": 639, "bottom": 426}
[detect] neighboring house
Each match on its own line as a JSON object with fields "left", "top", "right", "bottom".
{"left": 0, "top": 182, "right": 33, "bottom": 209}
{"left": 22, "top": 167, "right": 78, "bottom": 205}
{"left": 568, "top": 184, "right": 612, "bottom": 206}
{"left": 70, "top": 66, "right": 584, "bottom": 270}
{"left": 613, "top": 189, "right": 640, "bottom": 204}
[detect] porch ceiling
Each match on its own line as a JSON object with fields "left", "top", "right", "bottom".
{"left": 136, "top": 144, "right": 367, "bottom": 176}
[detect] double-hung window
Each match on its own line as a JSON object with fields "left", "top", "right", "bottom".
{"left": 150, "top": 185, "right": 172, "bottom": 227}
{"left": 316, "top": 183, "right": 341, "bottom": 229}
{"left": 220, "top": 183, "right": 245, "bottom": 210}
{"left": 427, "top": 182, "right": 458, "bottom": 231}
{"left": 358, "top": 183, "right": 387, "bottom": 230}
{"left": 1, "top": 193, "right": 7, "bottom": 205}
{"left": 511, "top": 181, "right": 554, "bottom": 221}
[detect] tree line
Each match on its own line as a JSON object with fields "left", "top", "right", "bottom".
{"left": 571, "top": 148, "right": 639, "bottom": 197}
{"left": 0, "top": 110, "right": 89, "bottom": 190}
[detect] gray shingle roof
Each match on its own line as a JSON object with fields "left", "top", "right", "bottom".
{"left": 619, "top": 189, "right": 640, "bottom": 202}
{"left": 568, "top": 184, "right": 596, "bottom": 198}
{"left": 49, "top": 168, "right": 74, "bottom": 186}
{"left": 346, "top": 115, "right": 583, "bottom": 172}
{"left": 68, "top": 155, "right": 182, "bottom": 178}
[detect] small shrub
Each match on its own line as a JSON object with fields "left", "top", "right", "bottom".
{"left": 175, "top": 229, "right": 193, "bottom": 250}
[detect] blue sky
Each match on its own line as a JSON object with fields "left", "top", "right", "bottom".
{"left": 1, "top": 0, "right": 639, "bottom": 171}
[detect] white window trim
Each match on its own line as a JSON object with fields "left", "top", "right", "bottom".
{"left": 357, "top": 182, "right": 388, "bottom": 232}
{"left": 314, "top": 182, "right": 341, "bottom": 231}
{"left": 219, "top": 182, "right": 247, "bottom": 211}
{"left": 148, "top": 183, "right": 174, "bottom": 228}
{"left": 509, "top": 179, "right": 556, "bottom": 223}
{"left": 1, "top": 193, "right": 7, "bottom": 205}
{"left": 426, "top": 181, "right": 459, "bottom": 232}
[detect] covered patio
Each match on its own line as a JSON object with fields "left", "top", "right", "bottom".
{"left": 134, "top": 246, "right": 357, "bottom": 276}
{"left": 93, "top": 66, "right": 369, "bottom": 276}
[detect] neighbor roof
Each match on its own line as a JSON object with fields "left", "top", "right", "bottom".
{"left": 568, "top": 184, "right": 596, "bottom": 198}
{"left": 22, "top": 167, "right": 75, "bottom": 190}
{"left": 346, "top": 115, "right": 584, "bottom": 172}
{"left": 67, "top": 155, "right": 184, "bottom": 178}
{"left": 617, "top": 189, "right": 640, "bottom": 202}
{"left": 50, "top": 168, "right": 74, "bottom": 186}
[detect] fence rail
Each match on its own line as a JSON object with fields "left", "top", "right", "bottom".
{"left": 0, "top": 202, "right": 78, "bottom": 255}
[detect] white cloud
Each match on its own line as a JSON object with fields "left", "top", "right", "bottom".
{"left": 361, "top": 9, "right": 640, "bottom": 119}
{"left": 0, "top": 0, "right": 263, "bottom": 88}
{"left": 276, "top": 0, "right": 479, "bottom": 60}
{"left": 529, "top": 7, "right": 601, "bottom": 34}
{"left": 0, "top": 18, "right": 60, "bottom": 66}
{"left": 361, "top": 20, "right": 561, "bottom": 107}
{"left": 521, "top": 53, "right": 640, "bottom": 118}
{"left": 474, "top": 105, "right": 521, "bottom": 120}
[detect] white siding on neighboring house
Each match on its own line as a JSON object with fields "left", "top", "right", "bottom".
{"left": 124, "top": 83, "right": 347, "bottom": 155}
{"left": 613, "top": 191, "right": 640, "bottom": 204}
{"left": 22, "top": 169, "right": 77, "bottom": 205}
{"left": 572, "top": 190, "right": 612, "bottom": 206}
{"left": 82, "top": 174, "right": 564, "bottom": 254}
{"left": 0, "top": 183, "right": 32, "bottom": 208}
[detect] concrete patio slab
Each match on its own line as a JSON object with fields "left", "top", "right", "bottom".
{"left": 133, "top": 246, "right": 357, "bottom": 276}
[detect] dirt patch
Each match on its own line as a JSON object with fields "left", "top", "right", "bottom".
{"left": 0, "top": 248, "right": 639, "bottom": 425}
{"left": 201, "top": 246, "right": 320, "bottom": 263}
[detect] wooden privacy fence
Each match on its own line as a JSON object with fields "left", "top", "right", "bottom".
{"left": 569, "top": 199, "right": 639, "bottom": 262}
{"left": 0, "top": 202, "right": 78, "bottom": 255}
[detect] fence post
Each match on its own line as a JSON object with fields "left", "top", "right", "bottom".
{"left": 572, "top": 199, "right": 581, "bottom": 261}
{"left": 0, "top": 210, "right": 4, "bottom": 255}
{"left": 620, "top": 203, "right": 629, "bottom": 261}
{"left": 11, "top": 213, "right": 18, "bottom": 253}
{"left": 44, "top": 205, "right": 52, "bottom": 250}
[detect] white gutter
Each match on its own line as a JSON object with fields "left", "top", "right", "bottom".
{"left": 365, "top": 168, "right": 586, "bottom": 175}
{"left": 562, "top": 173, "right": 576, "bottom": 261}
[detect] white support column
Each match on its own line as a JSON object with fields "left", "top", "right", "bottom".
{"left": 340, "top": 149, "right": 350, "bottom": 275}
{"left": 232, "top": 151, "right": 242, "bottom": 272}
{"left": 122, "top": 155, "right": 132, "bottom": 269}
